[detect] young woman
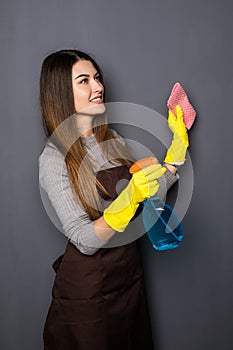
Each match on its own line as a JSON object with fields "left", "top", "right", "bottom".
{"left": 39, "top": 49, "right": 188, "bottom": 349}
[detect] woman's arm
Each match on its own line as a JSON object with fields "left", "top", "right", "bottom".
{"left": 39, "top": 141, "right": 179, "bottom": 254}
{"left": 94, "top": 216, "right": 115, "bottom": 241}
{"left": 164, "top": 163, "right": 177, "bottom": 175}
{"left": 39, "top": 144, "right": 111, "bottom": 255}
{"left": 94, "top": 163, "right": 179, "bottom": 241}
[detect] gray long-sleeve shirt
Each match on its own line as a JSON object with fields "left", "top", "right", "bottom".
{"left": 38, "top": 131, "right": 178, "bottom": 255}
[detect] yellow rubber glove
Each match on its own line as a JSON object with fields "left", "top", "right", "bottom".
{"left": 103, "top": 164, "right": 166, "bottom": 232}
{"left": 164, "top": 105, "right": 189, "bottom": 165}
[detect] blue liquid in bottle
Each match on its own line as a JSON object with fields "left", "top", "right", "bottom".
{"left": 142, "top": 196, "right": 183, "bottom": 251}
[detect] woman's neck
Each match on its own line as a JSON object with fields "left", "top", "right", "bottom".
{"left": 76, "top": 113, "right": 94, "bottom": 138}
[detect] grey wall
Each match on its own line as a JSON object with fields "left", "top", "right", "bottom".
{"left": 1, "top": 0, "right": 233, "bottom": 349}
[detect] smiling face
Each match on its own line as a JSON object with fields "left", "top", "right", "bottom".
{"left": 72, "top": 60, "right": 105, "bottom": 115}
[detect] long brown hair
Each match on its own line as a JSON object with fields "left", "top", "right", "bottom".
{"left": 40, "top": 49, "right": 134, "bottom": 219}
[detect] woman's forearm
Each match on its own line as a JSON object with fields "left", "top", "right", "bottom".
{"left": 94, "top": 215, "right": 116, "bottom": 242}
{"left": 164, "top": 163, "right": 177, "bottom": 175}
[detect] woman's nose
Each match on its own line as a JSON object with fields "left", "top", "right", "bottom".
{"left": 92, "top": 79, "right": 103, "bottom": 92}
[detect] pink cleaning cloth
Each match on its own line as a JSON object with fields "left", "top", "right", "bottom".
{"left": 167, "top": 82, "right": 196, "bottom": 130}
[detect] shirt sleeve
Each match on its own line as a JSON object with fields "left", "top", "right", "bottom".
{"left": 38, "top": 144, "right": 110, "bottom": 256}
{"left": 156, "top": 167, "right": 179, "bottom": 200}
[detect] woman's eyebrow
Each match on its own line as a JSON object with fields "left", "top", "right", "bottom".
{"left": 75, "top": 72, "right": 99, "bottom": 80}
{"left": 75, "top": 74, "right": 89, "bottom": 80}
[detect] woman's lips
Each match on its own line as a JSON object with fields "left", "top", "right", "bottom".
{"left": 91, "top": 97, "right": 103, "bottom": 104}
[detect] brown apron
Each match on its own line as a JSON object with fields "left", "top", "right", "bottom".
{"left": 43, "top": 165, "right": 154, "bottom": 350}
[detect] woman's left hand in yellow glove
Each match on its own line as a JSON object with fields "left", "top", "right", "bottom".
{"left": 164, "top": 105, "right": 189, "bottom": 166}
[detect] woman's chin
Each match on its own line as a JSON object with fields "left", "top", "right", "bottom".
{"left": 79, "top": 103, "right": 106, "bottom": 116}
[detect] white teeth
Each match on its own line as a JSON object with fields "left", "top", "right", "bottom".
{"left": 91, "top": 96, "right": 102, "bottom": 102}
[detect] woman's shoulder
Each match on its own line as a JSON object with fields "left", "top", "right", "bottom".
{"left": 39, "top": 141, "right": 64, "bottom": 162}
{"left": 110, "top": 128, "right": 122, "bottom": 138}
{"left": 110, "top": 128, "right": 125, "bottom": 145}
{"left": 38, "top": 141, "right": 67, "bottom": 182}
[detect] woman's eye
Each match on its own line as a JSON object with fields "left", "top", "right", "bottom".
{"left": 80, "top": 78, "right": 88, "bottom": 84}
{"left": 95, "top": 76, "right": 100, "bottom": 81}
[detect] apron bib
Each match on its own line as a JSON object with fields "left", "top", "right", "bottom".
{"left": 43, "top": 165, "right": 154, "bottom": 350}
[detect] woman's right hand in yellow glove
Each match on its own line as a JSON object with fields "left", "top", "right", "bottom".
{"left": 129, "top": 164, "right": 165, "bottom": 203}
{"left": 103, "top": 164, "right": 166, "bottom": 232}
{"left": 164, "top": 105, "right": 189, "bottom": 165}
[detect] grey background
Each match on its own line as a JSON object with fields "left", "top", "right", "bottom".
{"left": 1, "top": 0, "right": 232, "bottom": 349}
